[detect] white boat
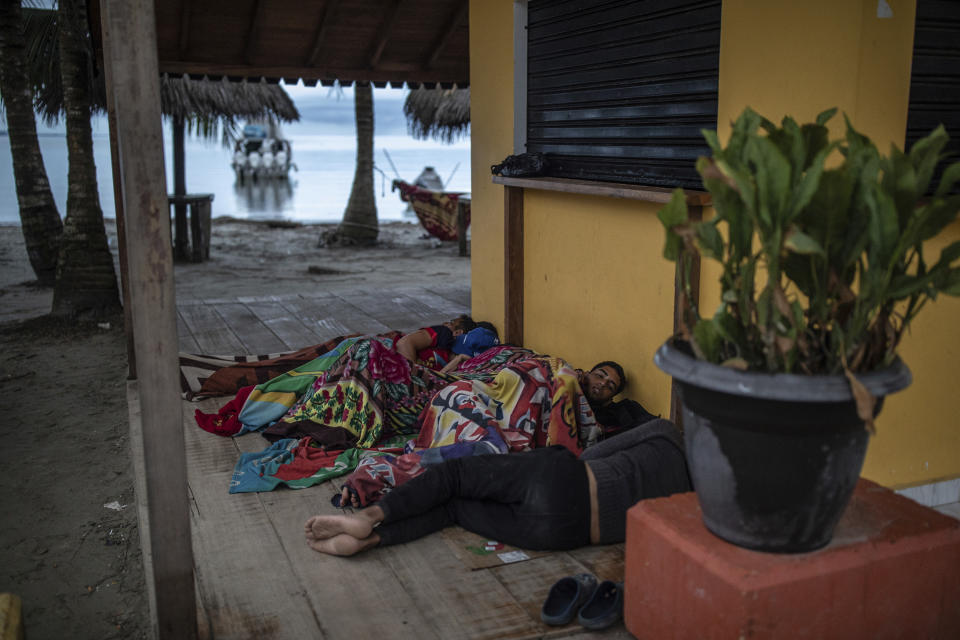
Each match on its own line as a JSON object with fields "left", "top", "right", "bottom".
{"left": 232, "top": 123, "right": 295, "bottom": 182}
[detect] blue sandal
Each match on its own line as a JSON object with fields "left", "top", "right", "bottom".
{"left": 540, "top": 573, "right": 598, "bottom": 626}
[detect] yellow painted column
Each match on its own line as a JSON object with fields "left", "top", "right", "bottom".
{"left": 717, "top": 0, "right": 960, "bottom": 488}
{"left": 468, "top": 0, "right": 515, "bottom": 332}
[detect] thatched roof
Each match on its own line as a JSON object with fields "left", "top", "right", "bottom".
{"left": 159, "top": 75, "right": 299, "bottom": 122}
{"left": 23, "top": 8, "right": 298, "bottom": 141}
{"left": 404, "top": 87, "right": 470, "bottom": 143}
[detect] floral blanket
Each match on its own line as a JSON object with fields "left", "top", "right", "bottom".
{"left": 261, "top": 341, "right": 532, "bottom": 448}
{"left": 340, "top": 354, "right": 598, "bottom": 505}
{"left": 229, "top": 344, "right": 600, "bottom": 503}
{"left": 228, "top": 343, "right": 537, "bottom": 492}
{"left": 235, "top": 337, "right": 362, "bottom": 434}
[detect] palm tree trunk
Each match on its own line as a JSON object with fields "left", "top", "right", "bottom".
{"left": 336, "top": 82, "right": 378, "bottom": 245}
{"left": 0, "top": 0, "right": 63, "bottom": 286}
{"left": 51, "top": 0, "right": 120, "bottom": 318}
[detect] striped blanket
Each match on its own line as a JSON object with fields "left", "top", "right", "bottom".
{"left": 178, "top": 333, "right": 387, "bottom": 400}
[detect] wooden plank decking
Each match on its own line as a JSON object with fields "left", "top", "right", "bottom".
{"left": 130, "top": 284, "right": 631, "bottom": 640}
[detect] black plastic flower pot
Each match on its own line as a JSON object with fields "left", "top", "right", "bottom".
{"left": 654, "top": 340, "right": 912, "bottom": 553}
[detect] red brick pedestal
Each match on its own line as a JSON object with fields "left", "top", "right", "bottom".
{"left": 624, "top": 479, "right": 960, "bottom": 639}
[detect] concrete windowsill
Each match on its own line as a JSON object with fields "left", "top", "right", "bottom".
{"left": 492, "top": 175, "right": 711, "bottom": 206}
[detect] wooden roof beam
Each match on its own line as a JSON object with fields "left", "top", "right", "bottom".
{"left": 423, "top": 0, "right": 467, "bottom": 69}
{"left": 177, "top": 0, "right": 190, "bottom": 58}
{"left": 158, "top": 60, "right": 467, "bottom": 84}
{"left": 368, "top": 0, "right": 403, "bottom": 69}
{"left": 305, "top": 0, "right": 336, "bottom": 67}
{"left": 243, "top": 0, "right": 267, "bottom": 65}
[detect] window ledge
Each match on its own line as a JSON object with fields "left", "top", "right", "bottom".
{"left": 492, "top": 175, "right": 711, "bottom": 206}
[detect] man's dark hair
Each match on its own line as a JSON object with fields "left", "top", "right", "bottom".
{"left": 451, "top": 314, "right": 476, "bottom": 333}
{"left": 474, "top": 321, "right": 499, "bottom": 341}
{"left": 592, "top": 360, "right": 626, "bottom": 395}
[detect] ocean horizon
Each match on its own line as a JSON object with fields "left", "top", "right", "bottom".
{"left": 0, "top": 85, "right": 471, "bottom": 227}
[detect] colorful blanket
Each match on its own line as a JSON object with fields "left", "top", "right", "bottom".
{"left": 392, "top": 179, "right": 470, "bottom": 242}
{"left": 229, "top": 435, "right": 410, "bottom": 493}
{"left": 179, "top": 333, "right": 387, "bottom": 399}
{"left": 229, "top": 343, "right": 537, "bottom": 493}
{"left": 235, "top": 337, "right": 362, "bottom": 434}
{"left": 341, "top": 354, "right": 598, "bottom": 505}
{"left": 415, "top": 355, "right": 594, "bottom": 453}
{"left": 262, "top": 340, "right": 534, "bottom": 448}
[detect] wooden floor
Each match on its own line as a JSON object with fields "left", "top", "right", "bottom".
{"left": 137, "top": 284, "right": 632, "bottom": 640}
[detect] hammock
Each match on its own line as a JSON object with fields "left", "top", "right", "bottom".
{"left": 392, "top": 179, "right": 470, "bottom": 242}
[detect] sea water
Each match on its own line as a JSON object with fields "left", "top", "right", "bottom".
{"left": 0, "top": 86, "right": 471, "bottom": 226}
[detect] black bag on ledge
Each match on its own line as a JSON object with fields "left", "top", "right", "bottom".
{"left": 491, "top": 152, "right": 550, "bottom": 177}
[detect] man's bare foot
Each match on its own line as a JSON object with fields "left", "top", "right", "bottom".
{"left": 304, "top": 506, "right": 384, "bottom": 543}
{"left": 306, "top": 532, "right": 380, "bottom": 556}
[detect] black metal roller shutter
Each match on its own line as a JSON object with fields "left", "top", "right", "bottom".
{"left": 906, "top": 0, "right": 960, "bottom": 193}
{"left": 525, "top": 0, "right": 721, "bottom": 190}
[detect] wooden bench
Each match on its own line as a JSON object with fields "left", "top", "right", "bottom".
{"left": 169, "top": 193, "right": 214, "bottom": 263}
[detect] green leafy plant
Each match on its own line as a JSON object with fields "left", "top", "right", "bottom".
{"left": 659, "top": 107, "right": 960, "bottom": 380}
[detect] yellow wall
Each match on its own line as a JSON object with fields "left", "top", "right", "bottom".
{"left": 522, "top": 192, "right": 676, "bottom": 416}
{"left": 470, "top": 0, "right": 959, "bottom": 487}
{"left": 468, "top": 0, "right": 514, "bottom": 332}
{"left": 717, "top": 0, "right": 960, "bottom": 488}
{"left": 716, "top": 0, "right": 916, "bottom": 148}
{"left": 468, "top": 1, "right": 680, "bottom": 413}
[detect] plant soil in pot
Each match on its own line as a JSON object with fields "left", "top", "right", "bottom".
{"left": 655, "top": 340, "right": 911, "bottom": 552}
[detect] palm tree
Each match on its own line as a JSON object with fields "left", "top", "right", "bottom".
{"left": 404, "top": 87, "right": 470, "bottom": 143}
{"left": 49, "top": 0, "right": 119, "bottom": 318}
{"left": 21, "top": 6, "right": 299, "bottom": 297}
{"left": 329, "top": 82, "right": 378, "bottom": 245}
{"left": 0, "top": 0, "right": 63, "bottom": 286}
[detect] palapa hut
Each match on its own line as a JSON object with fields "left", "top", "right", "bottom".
{"left": 159, "top": 74, "right": 299, "bottom": 260}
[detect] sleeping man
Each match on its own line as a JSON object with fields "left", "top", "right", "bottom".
{"left": 305, "top": 414, "right": 691, "bottom": 556}
{"left": 328, "top": 359, "right": 657, "bottom": 510}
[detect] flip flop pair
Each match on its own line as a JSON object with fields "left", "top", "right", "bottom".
{"left": 540, "top": 573, "right": 624, "bottom": 630}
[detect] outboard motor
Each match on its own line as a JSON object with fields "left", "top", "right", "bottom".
{"left": 261, "top": 150, "right": 276, "bottom": 177}
{"left": 247, "top": 151, "right": 262, "bottom": 180}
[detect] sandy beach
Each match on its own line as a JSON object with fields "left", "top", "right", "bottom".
{"left": 0, "top": 218, "right": 470, "bottom": 638}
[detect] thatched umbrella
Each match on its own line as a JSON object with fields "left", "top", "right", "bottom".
{"left": 160, "top": 74, "right": 299, "bottom": 259}
{"left": 159, "top": 74, "right": 299, "bottom": 144}
{"left": 404, "top": 87, "right": 470, "bottom": 143}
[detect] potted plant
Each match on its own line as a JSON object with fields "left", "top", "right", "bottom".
{"left": 655, "top": 107, "right": 960, "bottom": 552}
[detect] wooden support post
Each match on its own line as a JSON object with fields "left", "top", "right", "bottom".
{"left": 189, "top": 199, "right": 202, "bottom": 263}
{"left": 172, "top": 115, "right": 189, "bottom": 262}
{"left": 198, "top": 198, "right": 212, "bottom": 261}
{"left": 100, "top": 22, "right": 136, "bottom": 380}
{"left": 669, "top": 205, "right": 702, "bottom": 430}
{"left": 457, "top": 199, "right": 468, "bottom": 257}
{"left": 504, "top": 186, "right": 524, "bottom": 345}
{"left": 100, "top": 1, "right": 198, "bottom": 638}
